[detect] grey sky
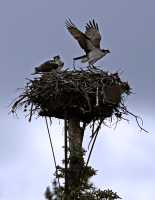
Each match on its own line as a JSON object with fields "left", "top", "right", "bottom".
{"left": 0, "top": 0, "right": 155, "bottom": 199}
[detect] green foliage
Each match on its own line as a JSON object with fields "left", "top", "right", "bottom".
{"left": 45, "top": 164, "right": 121, "bottom": 200}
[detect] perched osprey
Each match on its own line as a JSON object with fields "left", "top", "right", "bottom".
{"left": 34, "top": 55, "right": 64, "bottom": 73}
{"left": 65, "top": 19, "right": 110, "bottom": 68}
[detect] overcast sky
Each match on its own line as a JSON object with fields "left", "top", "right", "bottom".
{"left": 0, "top": 0, "right": 155, "bottom": 199}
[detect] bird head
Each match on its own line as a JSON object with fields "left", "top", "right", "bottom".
{"left": 53, "top": 55, "right": 60, "bottom": 61}
{"left": 102, "top": 49, "right": 111, "bottom": 54}
{"left": 53, "top": 55, "right": 64, "bottom": 66}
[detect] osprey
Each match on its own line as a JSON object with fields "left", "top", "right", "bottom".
{"left": 65, "top": 19, "right": 110, "bottom": 68}
{"left": 34, "top": 55, "right": 64, "bottom": 73}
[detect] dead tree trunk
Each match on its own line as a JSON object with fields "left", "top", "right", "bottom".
{"left": 67, "top": 118, "right": 84, "bottom": 193}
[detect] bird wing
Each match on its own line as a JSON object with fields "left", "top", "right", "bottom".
{"left": 35, "top": 61, "right": 59, "bottom": 72}
{"left": 85, "top": 19, "right": 101, "bottom": 49}
{"left": 65, "top": 19, "right": 94, "bottom": 53}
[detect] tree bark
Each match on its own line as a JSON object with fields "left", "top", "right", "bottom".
{"left": 68, "top": 119, "right": 84, "bottom": 192}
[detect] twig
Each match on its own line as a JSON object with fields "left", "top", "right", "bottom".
{"left": 28, "top": 103, "right": 33, "bottom": 122}
{"left": 120, "top": 103, "right": 148, "bottom": 133}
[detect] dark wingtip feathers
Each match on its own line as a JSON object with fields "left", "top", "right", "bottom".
{"left": 85, "top": 19, "right": 99, "bottom": 31}
{"left": 65, "top": 18, "right": 76, "bottom": 29}
{"left": 66, "top": 18, "right": 99, "bottom": 32}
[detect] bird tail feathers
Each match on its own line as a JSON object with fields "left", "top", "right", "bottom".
{"left": 73, "top": 55, "right": 87, "bottom": 60}
{"left": 73, "top": 55, "right": 88, "bottom": 63}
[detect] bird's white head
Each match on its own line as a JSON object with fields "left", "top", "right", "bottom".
{"left": 101, "top": 49, "right": 111, "bottom": 55}
{"left": 53, "top": 55, "right": 60, "bottom": 61}
{"left": 53, "top": 55, "right": 64, "bottom": 67}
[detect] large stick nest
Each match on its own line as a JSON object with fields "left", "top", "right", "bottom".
{"left": 12, "top": 68, "right": 131, "bottom": 123}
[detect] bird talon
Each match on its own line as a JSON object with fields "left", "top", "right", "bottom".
{"left": 87, "top": 65, "right": 94, "bottom": 72}
{"left": 92, "top": 65, "right": 96, "bottom": 69}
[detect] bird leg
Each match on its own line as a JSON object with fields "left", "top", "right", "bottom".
{"left": 91, "top": 65, "right": 98, "bottom": 70}
{"left": 87, "top": 65, "right": 94, "bottom": 72}
{"left": 87, "top": 65, "right": 91, "bottom": 70}
{"left": 88, "top": 64, "right": 97, "bottom": 70}
{"left": 73, "top": 58, "right": 76, "bottom": 70}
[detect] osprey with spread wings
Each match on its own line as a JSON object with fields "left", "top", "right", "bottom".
{"left": 65, "top": 19, "right": 110, "bottom": 68}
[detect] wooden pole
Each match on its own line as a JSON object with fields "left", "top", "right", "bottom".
{"left": 68, "top": 119, "right": 84, "bottom": 192}
{"left": 64, "top": 119, "right": 68, "bottom": 199}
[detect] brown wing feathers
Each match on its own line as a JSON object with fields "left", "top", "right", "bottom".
{"left": 65, "top": 19, "right": 101, "bottom": 53}
{"left": 85, "top": 19, "right": 101, "bottom": 49}
{"left": 65, "top": 18, "right": 89, "bottom": 52}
